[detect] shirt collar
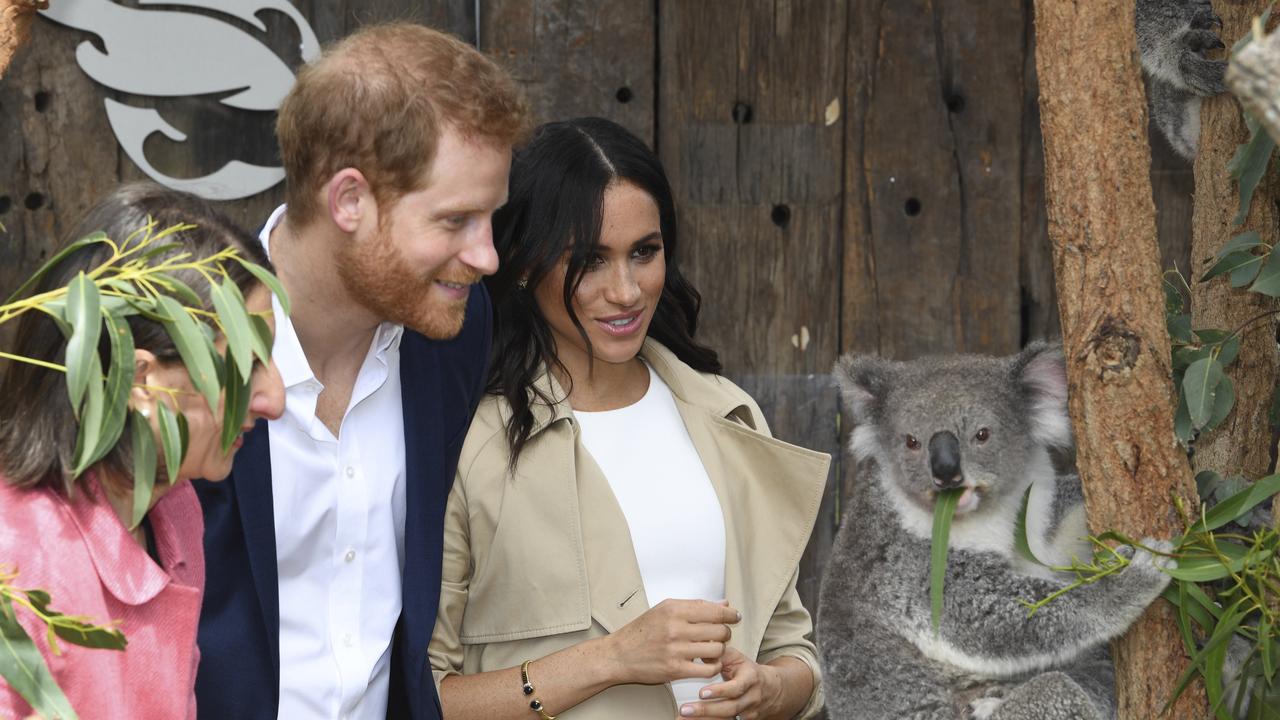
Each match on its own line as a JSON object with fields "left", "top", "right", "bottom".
{"left": 62, "top": 474, "right": 171, "bottom": 605}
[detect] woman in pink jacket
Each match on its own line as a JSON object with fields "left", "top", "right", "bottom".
{"left": 0, "top": 184, "right": 285, "bottom": 719}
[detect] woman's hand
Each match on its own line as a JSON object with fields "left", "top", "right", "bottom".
{"left": 604, "top": 599, "right": 740, "bottom": 685}
{"left": 678, "top": 647, "right": 784, "bottom": 719}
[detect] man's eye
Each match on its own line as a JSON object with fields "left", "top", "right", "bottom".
{"left": 443, "top": 215, "right": 467, "bottom": 228}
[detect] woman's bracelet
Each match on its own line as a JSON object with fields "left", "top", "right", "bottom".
{"left": 519, "top": 659, "right": 557, "bottom": 720}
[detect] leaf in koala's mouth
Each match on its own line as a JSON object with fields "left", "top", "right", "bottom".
{"left": 931, "top": 488, "right": 964, "bottom": 633}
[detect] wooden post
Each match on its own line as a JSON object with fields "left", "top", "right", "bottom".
{"left": 0, "top": 0, "right": 45, "bottom": 79}
{"left": 1030, "top": 1, "right": 1205, "bottom": 717}
{"left": 1191, "top": 3, "right": 1279, "bottom": 503}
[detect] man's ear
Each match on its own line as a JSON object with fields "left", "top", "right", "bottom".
{"left": 326, "top": 168, "right": 372, "bottom": 234}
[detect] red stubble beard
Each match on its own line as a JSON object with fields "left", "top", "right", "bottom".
{"left": 336, "top": 222, "right": 478, "bottom": 339}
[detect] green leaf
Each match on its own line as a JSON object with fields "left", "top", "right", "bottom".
{"left": 1206, "top": 375, "right": 1236, "bottom": 431}
{"left": 156, "top": 295, "right": 219, "bottom": 412}
{"left": 1197, "top": 473, "right": 1280, "bottom": 532}
{"left": 3, "top": 231, "right": 109, "bottom": 305}
{"left": 150, "top": 272, "right": 203, "bottom": 308}
{"left": 90, "top": 310, "right": 135, "bottom": 470}
{"left": 1202, "top": 251, "right": 1262, "bottom": 282}
{"left": 156, "top": 402, "right": 186, "bottom": 484}
{"left": 1217, "top": 335, "right": 1242, "bottom": 367}
{"left": 1174, "top": 392, "right": 1193, "bottom": 443}
{"left": 1168, "top": 314, "right": 1194, "bottom": 345}
{"left": 1250, "top": 249, "right": 1280, "bottom": 297}
{"left": 210, "top": 278, "right": 255, "bottom": 380}
{"left": 1183, "top": 357, "right": 1225, "bottom": 429}
{"left": 1166, "top": 543, "right": 1272, "bottom": 582}
{"left": 1231, "top": 257, "right": 1264, "bottom": 288}
{"left": 249, "top": 313, "right": 273, "bottom": 365}
{"left": 69, "top": 355, "right": 105, "bottom": 477}
{"left": 0, "top": 595, "right": 79, "bottom": 720}
{"left": 1013, "top": 484, "right": 1047, "bottom": 566}
{"left": 1197, "top": 470, "right": 1224, "bottom": 501}
{"left": 233, "top": 258, "right": 290, "bottom": 316}
{"left": 47, "top": 617, "right": 126, "bottom": 653}
{"left": 220, "top": 348, "right": 250, "bottom": 453}
{"left": 130, "top": 409, "right": 157, "bottom": 529}
{"left": 1228, "top": 113, "right": 1278, "bottom": 227}
{"left": 930, "top": 488, "right": 962, "bottom": 632}
{"left": 1218, "top": 231, "right": 1266, "bottom": 258}
{"left": 64, "top": 273, "right": 102, "bottom": 419}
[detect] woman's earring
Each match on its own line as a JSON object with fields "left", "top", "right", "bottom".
{"left": 517, "top": 277, "right": 528, "bottom": 290}
{"left": 139, "top": 407, "right": 151, "bottom": 419}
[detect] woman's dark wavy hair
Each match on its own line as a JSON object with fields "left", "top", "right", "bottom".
{"left": 487, "top": 117, "right": 721, "bottom": 465}
{"left": 0, "top": 182, "right": 271, "bottom": 493}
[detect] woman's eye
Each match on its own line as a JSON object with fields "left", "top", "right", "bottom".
{"left": 975, "top": 427, "right": 990, "bottom": 443}
{"left": 585, "top": 254, "right": 605, "bottom": 271}
{"left": 633, "top": 244, "right": 661, "bottom": 261}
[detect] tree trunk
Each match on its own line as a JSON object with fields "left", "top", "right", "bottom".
{"left": 1031, "top": 1, "right": 1205, "bottom": 718}
{"left": 0, "top": 0, "right": 45, "bottom": 80}
{"left": 1192, "top": 3, "right": 1280, "bottom": 515}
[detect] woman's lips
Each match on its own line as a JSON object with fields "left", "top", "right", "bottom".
{"left": 595, "top": 312, "right": 643, "bottom": 337}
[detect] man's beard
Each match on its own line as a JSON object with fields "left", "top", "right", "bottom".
{"left": 336, "top": 225, "right": 477, "bottom": 339}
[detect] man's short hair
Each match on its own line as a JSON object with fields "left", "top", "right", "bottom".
{"left": 277, "top": 22, "right": 531, "bottom": 225}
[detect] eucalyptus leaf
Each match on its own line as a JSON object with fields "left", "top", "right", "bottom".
{"left": 234, "top": 258, "right": 291, "bottom": 316}
{"left": 1168, "top": 314, "right": 1194, "bottom": 345}
{"left": 1196, "top": 474, "right": 1280, "bottom": 533}
{"left": 930, "top": 488, "right": 962, "bottom": 632}
{"left": 1217, "top": 231, "right": 1266, "bottom": 258}
{"left": 1197, "top": 471, "right": 1224, "bottom": 501}
{"left": 0, "top": 595, "right": 78, "bottom": 720}
{"left": 150, "top": 272, "right": 203, "bottom": 308}
{"left": 3, "top": 231, "right": 109, "bottom": 305}
{"left": 64, "top": 273, "right": 101, "bottom": 419}
{"left": 48, "top": 617, "right": 126, "bottom": 652}
{"left": 1013, "top": 484, "right": 1047, "bottom": 566}
{"left": 1202, "top": 251, "right": 1261, "bottom": 283}
{"left": 1250, "top": 249, "right": 1280, "bottom": 297}
{"left": 91, "top": 310, "right": 135, "bottom": 471}
{"left": 130, "top": 410, "right": 157, "bottom": 530}
{"left": 210, "top": 278, "right": 255, "bottom": 380}
{"left": 1207, "top": 376, "right": 1236, "bottom": 431}
{"left": 220, "top": 349, "right": 250, "bottom": 453}
{"left": 1227, "top": 113, "right": 1277, "bottom": 228}
{"left": 1174, "top": 392, "right": 1193, "bottom": 443}
{"left": 1218, "top": 335, "right": 1242, "bottom": 368}
{"left": 69, "top": 355, "right": 105, "bottom": 477}
{"left": 156, "top": 402, "right": 186, "bottom": 484}
{"left": 1230, "top": 257, "right": 1264, "bottom": 288}
{"left": 249, "top": 314, "right": 273, "bottom": 365}
{"left": 156, "top": 295, "right": 220, "bottom": 412}
{"left": 1183, "top": 357, "right": 1225, "bottom": 430}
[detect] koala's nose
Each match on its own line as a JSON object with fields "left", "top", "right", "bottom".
{"left": 928, "top": 431, "right": 963, "bottom": 488}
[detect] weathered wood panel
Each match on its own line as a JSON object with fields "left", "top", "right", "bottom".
{"left": 659, "top": 0, "right": 847, "bottom": 610}
{"left": 479, "top": 0, "right": 654, "bottom": 145}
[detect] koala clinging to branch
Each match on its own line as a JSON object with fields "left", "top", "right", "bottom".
{"left": 1137, "top": 0, "right": 1229, "bottom": 160}
{"left": 817, "top": 343, "right": 1174, "bottom": 720}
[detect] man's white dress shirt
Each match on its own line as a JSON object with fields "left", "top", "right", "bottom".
{"left": 261, "top": 205, "right": 407, "bottom": 720}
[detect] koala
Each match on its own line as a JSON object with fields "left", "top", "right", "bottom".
{"left": 1136, "top": 0, "right": 1229, "bottom": 160}
{"left": 817, "top": 343, "right": 1174, "bottom": 720}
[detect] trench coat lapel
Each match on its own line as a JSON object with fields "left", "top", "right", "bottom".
{"left": 575, "top": 442, "right": 649, "bottom": 633}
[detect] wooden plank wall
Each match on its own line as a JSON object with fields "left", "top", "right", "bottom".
{"left": 0, "top": 0, "right": 1194, "bottom": 620}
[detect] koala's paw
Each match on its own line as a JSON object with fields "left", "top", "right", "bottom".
{"left": 1178, "top": 2, "right": 1228, "bottom": 95}
{"left": 1117, "top": 539, "right": 1176, "bottom": 593}
{"left": 965, "top": 697, "right": 1005, "bottom": 720}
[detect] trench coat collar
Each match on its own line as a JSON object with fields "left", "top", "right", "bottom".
{"left": 505, "top": 340, "right": 828, "bottom": 652}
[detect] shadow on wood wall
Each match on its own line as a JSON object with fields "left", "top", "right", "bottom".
{"left": 0, "top": 0, "right": 1193, "bottom": 619}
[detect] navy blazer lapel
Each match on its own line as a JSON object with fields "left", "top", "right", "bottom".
{"left": 236, "top": 417, "right": 281, "bottom": 676}
{"left": 399, "top": 331, "right": 444, "bottom": 712}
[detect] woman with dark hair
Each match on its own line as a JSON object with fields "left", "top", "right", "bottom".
{"left": 0, "top": 183, "right": 285, "bottom": 719}
{"left": 429, "top": 118, "right": 829, "bottom": 719}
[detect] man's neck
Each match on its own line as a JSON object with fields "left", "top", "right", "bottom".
{"left": 270, "top": 217, "right": 381, "bottom": 382}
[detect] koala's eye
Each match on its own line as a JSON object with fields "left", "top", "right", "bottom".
{"left": 975, "top": 427, "right": 991, "bottom": 443}
{"left": 905, "top": 434, "right": 921, "bottom": 450}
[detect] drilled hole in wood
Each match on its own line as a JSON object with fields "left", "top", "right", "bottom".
{"left": 946, "top": 94, "right": 965, "bottom": 113}
{"left": 771, "top": 204, "right": 791, "bottom": 228}
{"left": 904, "top": 198, "right": 922, "bottom": 216}
{"left": 732, "top": 101, "right": 753, "bottom": 125}
{"left": 615, "top": 86, "right": 633, "bottom": 104}
{"left": 24, "top": 192, "right": 45, "bottom": 210}
{"left": 0, "top": 196, "right": 10, "bottom": 214}
{"left": 34, "top": 91, "right": 50, "bottom": 113}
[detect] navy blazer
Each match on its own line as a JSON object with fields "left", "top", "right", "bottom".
{"left": 194, "top": 286, "right": 492, "bottom": 720}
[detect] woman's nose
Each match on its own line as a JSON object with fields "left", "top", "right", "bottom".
{"left": 248, "top": 359, "right": 285, "bottom": 422}
{"left": 604, "top": 266, "right": 641, "bottom": 307}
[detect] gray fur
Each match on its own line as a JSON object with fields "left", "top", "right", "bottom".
{"left": 817, "top": 343, "right": 1173, "bottom": 720}
{"left": 1137, "top": 0, "right": 1228, "bottom": 160}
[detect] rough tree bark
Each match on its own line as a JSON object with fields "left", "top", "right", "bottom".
{"left": 1031, "top": 2, "right": 1206, "bottom": 718}
{"left": 0, "top": 0, "right": 46, "bottom": 79}
{"left": 1192, "top": 4, "right": 1279, "bottom": 518}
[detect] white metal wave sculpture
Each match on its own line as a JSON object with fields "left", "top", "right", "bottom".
{"left": 41, "top": 0, "right": 320, "bottom": 200}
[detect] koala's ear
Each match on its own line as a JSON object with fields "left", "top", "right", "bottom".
{"left": 1012, "top": 341, "right": 1073, "bottom": 448}
{"left": 833, "top": 354, "right": 891, "bottom": 425}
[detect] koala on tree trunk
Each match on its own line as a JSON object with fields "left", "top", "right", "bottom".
{"left": 1137, "top": 0, "right": 1229, "bottom": 159}
{"left": 817, "top": 343, "right": 1175, "bottom": 720}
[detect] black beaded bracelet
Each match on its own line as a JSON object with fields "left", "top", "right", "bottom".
{"left": 519, "top": 660, "right": 557, "bottom": 720}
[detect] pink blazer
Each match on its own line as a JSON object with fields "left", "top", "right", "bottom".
{"left": 0, "top": 474, "right": 205, "bottom": 720}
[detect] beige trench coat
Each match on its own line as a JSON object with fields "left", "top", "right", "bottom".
{"left": 428, "top": 340, "right": 830, "bottom": 718}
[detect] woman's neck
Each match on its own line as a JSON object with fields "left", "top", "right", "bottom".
{"left": 98, "top": 468, "right": 170, "bottom": 547}
{"left": 554, "top": 352, "right": 651, "bottom": 412}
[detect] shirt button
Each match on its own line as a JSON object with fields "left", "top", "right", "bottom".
{"left": 344, "top": 549, "right": 356, "bottom": 563}
{"left": 343, "top": 633, "right": 353, "bottom": 647}
{"left": 345, "top": 466, "right": 355, "bottom": 478}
